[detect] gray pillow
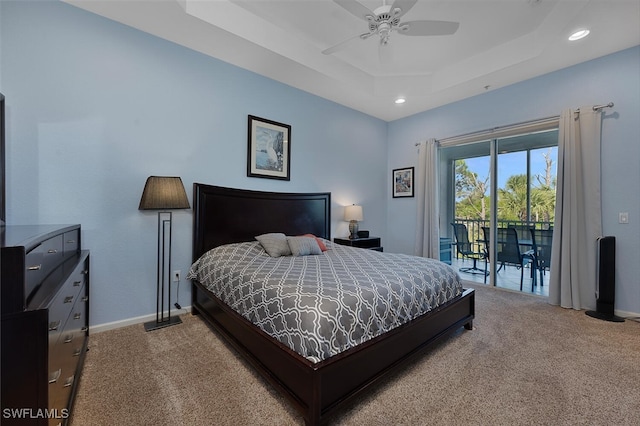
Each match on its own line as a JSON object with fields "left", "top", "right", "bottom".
{"left": 287, "top": 236, "right": 323, "bottom": 256}
{"left": 255, "top": 233, "right": 291, "bottom": 257}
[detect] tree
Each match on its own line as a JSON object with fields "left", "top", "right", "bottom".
{"left": 455, "top": 160, "right": 489, "bottom": 220}
{"left": 498, "top": 174, "right": 528, "bottom": 221}
{"left": 454, "top": 150, "right": 556, "bottom": 225}
{"left": 535, "top": 149, "right": 554, "bottom": 187}
{"left": 531, "top": 186, "right": 555, "bottom": 223}
{"left": 531, "top": 148, "right": 556, "bottom": 223}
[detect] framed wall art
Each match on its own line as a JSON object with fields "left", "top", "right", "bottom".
{"left": 247, "top": 115, "right": 291, "bottom": 180}
{"left": 392, "top": 167, "right": 414, "bottom": 198}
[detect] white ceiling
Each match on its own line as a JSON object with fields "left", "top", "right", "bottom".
{"left": 64, "top": 0, "right": 640, "bottom": 121}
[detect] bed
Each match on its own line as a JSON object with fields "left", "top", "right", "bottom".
{"left": 188, "top": 183, "right": 475, "bottom": 425}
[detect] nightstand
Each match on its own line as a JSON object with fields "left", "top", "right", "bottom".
{"left": 334, "top": 237, "right": 383, "bottom": 252}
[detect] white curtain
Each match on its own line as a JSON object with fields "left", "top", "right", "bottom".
{"left": 414, "top": 139, "right": 440, "bottom": 258}
{"left": 549, "top": 107, "right": 603, "bottom": 310}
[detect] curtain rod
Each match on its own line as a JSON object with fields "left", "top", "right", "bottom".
{"left": 577, "top": 102, "right": 614, "bottom": 112}
{"left": 414, "top": 102, "right": 614, "bottom": 146}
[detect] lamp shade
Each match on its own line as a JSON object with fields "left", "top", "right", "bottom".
{"left": 344, "top": 204, "right": 363, "bottom": 222}
{"left": 139, "top": 176, "right": 190, "bottom": 210}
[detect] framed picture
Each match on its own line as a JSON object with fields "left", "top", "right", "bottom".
{"left": 247, "top": 115, "right": 291, "bottom": 180}
{"left": 392, "top": 167, "right": 414, "bottom": 198}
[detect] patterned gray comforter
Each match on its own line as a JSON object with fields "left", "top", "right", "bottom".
{"left": 187, "top": 240, "right": 463, "bottom": 363}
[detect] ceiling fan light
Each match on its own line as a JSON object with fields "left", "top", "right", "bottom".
{"left": 569, "top": 29, "right": 590, "bottom": 41}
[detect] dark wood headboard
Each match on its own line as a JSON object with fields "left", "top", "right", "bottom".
{"left": 192, "top": 183, "right": 331, "bottom": 261}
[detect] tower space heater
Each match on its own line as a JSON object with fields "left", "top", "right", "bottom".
{"left": 586, "top": 236, "right": 625, "bottom": 322}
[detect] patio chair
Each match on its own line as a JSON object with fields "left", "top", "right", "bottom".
{"left": 496, "top": 227, "right": 536, "bottom": 291}
{"left": 481, "top": 226, "right": 504, "bottom": 283}
{"left": 530, "top": 228, "right": 553, "bottom": 287}
{"left": 451, "top": 223, "right": 487, "bottom": 275}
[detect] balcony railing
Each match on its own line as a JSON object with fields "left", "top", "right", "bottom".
{"left": 451, "top": 219, "right": 553, "bottom": 245}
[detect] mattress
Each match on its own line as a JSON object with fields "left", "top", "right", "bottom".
{"left": 187, "top": 240, "right": 463, "bottom": 363}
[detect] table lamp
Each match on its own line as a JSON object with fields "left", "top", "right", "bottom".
{"left": 344, "top": 204, "right": 363, "bottom": 239}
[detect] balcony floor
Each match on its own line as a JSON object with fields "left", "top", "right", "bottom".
{"left": 450, "top": 257, "right": 549, "bottom": 297}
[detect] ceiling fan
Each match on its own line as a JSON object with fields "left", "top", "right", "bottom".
{"left": 323, "top": 0, "right": 459, "bottom": 56}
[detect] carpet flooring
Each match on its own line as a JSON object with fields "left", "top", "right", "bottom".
{"left": 70, "top": 284, "right": 640, "bottom": 425}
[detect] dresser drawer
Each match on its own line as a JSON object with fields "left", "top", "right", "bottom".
{"left": 67, "top": 287, "right": 89, "bottom": 340}
{"left": 47, "top": 358, "right": 74, "bottom": 425}
{"left": 51, "top": 338, "right": 79, "bottom": 408}
{"left": 25, "top": 234, "right": 64, "bottom": 298}
{"left": 47, "top": 261, "right": 88, "bottom": 349}
{"left": 48, "top": 301, "right": 87, "bottom": 420}
{"left": 57, "top": 286, "right": 88, "bottom": 368}
{"left": 63, "top": 229, "right": 80, "bottom": 257}
{"left": 47, "top": 291, "right": 80, "bottom": 348}
{"left": 47, "top": 257, "right": 89, "bottom": 419}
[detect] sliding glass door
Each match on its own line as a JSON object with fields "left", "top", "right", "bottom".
{"left": 440, "top": 129, "right": 558, "bottom": 296}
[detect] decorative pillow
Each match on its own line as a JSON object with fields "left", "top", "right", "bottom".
{"left": 300, "top": 233, "right": 328, "bottom": 251}
{"left": 287, "top": 236, "right": 323, "bottom": 256}
{"left": 255, "top": 233, "right": 291, "bottom": 257}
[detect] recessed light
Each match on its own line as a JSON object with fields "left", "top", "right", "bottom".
{"left": 569, "top": 29, "right": 590, "bottom": 41}
{"left": 395, "top": 98, "right": 406, "bottom": 104}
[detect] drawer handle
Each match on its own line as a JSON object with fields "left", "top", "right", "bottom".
{"left": 72, "top": 349, "right": 82, "bottom": 357}
{"left": 73, "top": 280, "right": 83, "bottom": 287}
{"left": 66, "top": 240, "right": 76, "bottom": 244}
{"left": 49, "top": 368, "right": 61, "bottom": 384}
{"left": 63, "top": 376, "right": 74, "bottom": 388}
{"left": 49, "top": 320, "right": 61, "bottom": 331}
{"left": 63, "top": 335, "right": 73, "bottom": 344}
{"left": 64, "top": 296, "right": 74, "bottom": 304}
{"left": 27, "top": 264, "right": 42, "bottom": 271}
{"left": 47, "top": 249, "right": 58, "bottom": 254}
{"left": 81, "top": 326, "right": 89, "bottom": 332}
{"left": 82, "top": 270, "right": 89, "bottom": 275}
{"left": 81, "top": 296, "right": 89, "bottom": 302}
{"left": 74, "top": 312, "right": 82, "bottom": 320}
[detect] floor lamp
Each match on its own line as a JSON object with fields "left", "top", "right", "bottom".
{"left": 139, "top": 176, "right": 190, "bottom": 331}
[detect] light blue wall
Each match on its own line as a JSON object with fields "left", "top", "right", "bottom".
{"left": 1, "top": 1, "right": 388, "bottom": 326}
{"left": 3, "top": 1, "right": 638, "bottom": 323}
{"left": 387, "top": 46, "right": 640, "bottom": 315}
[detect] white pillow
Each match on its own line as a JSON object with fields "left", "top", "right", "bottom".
{"left": 255, "top": 233, "right": 291, "bottom": 257}
{"left": 287, "top": 236, "right": 322, "bottom": 256}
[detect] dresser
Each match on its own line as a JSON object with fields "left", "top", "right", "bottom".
{"left": 1, "top": 225, "right": 89, "bottom": 426}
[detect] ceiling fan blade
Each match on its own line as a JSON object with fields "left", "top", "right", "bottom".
{"left": 322, "top": 32, "right": 372, "bottom": 55}
{"left": 398, "top": 20, "right": 460, "bottom": 36}
{"left": 390, "top": 0, "right": 417, "bottom": 19}
{"left": 333, "top": 0, "right": 374, "bottom": 21}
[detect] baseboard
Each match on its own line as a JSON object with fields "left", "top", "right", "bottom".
{"left": 615, "top": 308, "right": 640, "bottom": 322}
{"left": 90, "top": 305, "right": 192, "bottom": 334}
{"left": 90, "top": 300, "right": 637, "bottom": 334}
{"left": 460, "top": 281, "right": 639, "bottom": 321}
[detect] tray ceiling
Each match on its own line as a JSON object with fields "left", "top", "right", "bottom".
{"left": 64, "top": 0, "right": 640, "bottom": 121}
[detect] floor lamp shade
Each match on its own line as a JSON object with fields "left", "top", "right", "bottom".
{"left": 139, "top": 176, "right": 190, "bottom": 210}
{"left": 139, "top": 176, "right": 190, "bottom": 331}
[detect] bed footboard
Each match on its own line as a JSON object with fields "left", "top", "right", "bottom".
{"left": 192, "top": 281, "right": 474, "bottom": 425}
